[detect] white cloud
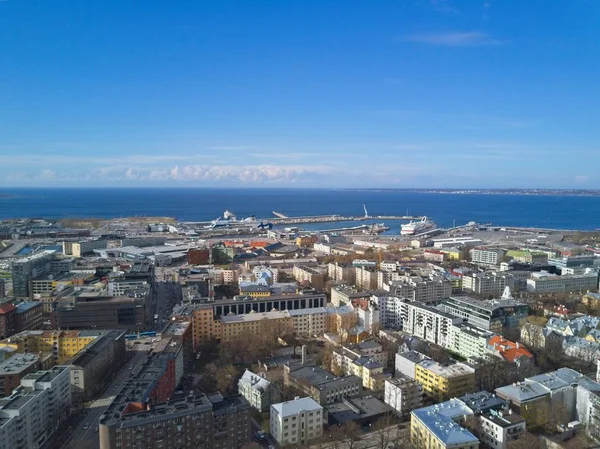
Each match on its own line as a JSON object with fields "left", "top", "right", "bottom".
{"left": 404, "top": 32, "right": 501, "bottom": 47}
{"left": 574, "top": 175, "right": 589, "bottom": 183}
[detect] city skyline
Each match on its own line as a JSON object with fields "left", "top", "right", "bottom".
{"left": 1, "top": 0, "right": 599, "bottom": 188}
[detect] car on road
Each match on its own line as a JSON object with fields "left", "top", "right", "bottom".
{"left": 94, "top": 426, "right": 99, "bottom": 433}
{"left": 83, "top": 423, "right": 90, "bottom": 430}
{"left": 129, "top": 365, "right": 133, "bottom": 370}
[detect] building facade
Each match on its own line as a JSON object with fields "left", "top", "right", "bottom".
{"left": 270, "top": 397, "right": 323, "bottom": 446}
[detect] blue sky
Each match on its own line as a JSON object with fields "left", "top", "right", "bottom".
{"left": 1, "top": 0, "right": 599, "bottom": 188}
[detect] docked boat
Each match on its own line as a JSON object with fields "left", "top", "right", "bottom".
{"left": 401, "top": 217, "right": 436, "bottom": 235}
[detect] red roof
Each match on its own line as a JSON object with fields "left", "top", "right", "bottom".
{"left": 488, "top": 335, "right": 533, "bottom": 363}
{"left": 0, "top": 304, "right": 16, "bottom": 314}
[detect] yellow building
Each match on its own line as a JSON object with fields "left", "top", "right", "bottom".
{"left": 191, "top": 306, "right": 221, "bottom": 349}
{"left": 326, "top": 307, "right": 357, "bottom": 335}
{"left": 350, "top": 358, "right": 391, "bottom": 390}
{"left": 583, "top": 292, "right": 600, "bottom": 312}
{"left": 0, "top": 330, "right": 102, "bottom": 364}
{"left": 442, "top": 248, "right": 463, "bottom": 261}
{"left": 238, "top": 285, "right": 271, "bottom": 298}
{"left": 411, "top": 400, "right": 479, "bottom": 449}
{"left": 415, "top": 359, "right": 476, "bottom": 402}
{"left": 219, "top": 311, "right": 293, "bottom": 344}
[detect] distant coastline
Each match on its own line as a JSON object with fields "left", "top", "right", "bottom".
{"left": 356, "top": 189, "right": 600, "bottom": 196}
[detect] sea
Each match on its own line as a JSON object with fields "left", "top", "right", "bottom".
{"left": 0, "top": 188, "right": 599, "bottom": 233}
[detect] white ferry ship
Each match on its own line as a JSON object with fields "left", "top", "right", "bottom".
{"left": 401, "top": 217, "right": 436, "bottom": 235}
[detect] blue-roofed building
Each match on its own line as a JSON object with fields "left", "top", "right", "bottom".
{"left": 14, "top": 301, "right": 43, "bottom": 332}
{"left": 411, "top": 399, "right": 479, "bottom": 449}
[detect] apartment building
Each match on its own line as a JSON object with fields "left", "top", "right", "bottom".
{"left": 355, "top": 266, "right": 378, "bottom": 290}
{"left": 384, "top": 378, "right": 423, "bottom": 418}
{"left": 373, "top": 295, "right": 463, "bottom": 347}
{"left": 107, "top": 279, "right": 148, "bottom": 296}
{"left": 461, "top": 272, "right": 515, "bottom": 296}
{"left": 284, "top": 362, "right": 362, "bottom": 405}
{"left": 411, "top": 392, "right": 525, "bottom": 449}
{"left": 0, "top": 353, "right": 41, "bottom": 397}
{"left": 471, "top": 248, "right": 505, "bottom": 267}
{"left": 440, "top": 296, "right": 528, "bottom": 333}
{"left": 11, "top": 250, "right": 56, "bottom": 298}
{"left": 220, "top": 311, "right": 293, "bottom": 344}
{"left": 13, "top": 302, "right": 43, "bottom": 333}
{"left": 448, "top": 323, "right": 494, "bottom": 360}
{"left": 63, "top": 239, "right": 107, "bottom": 257}
{"left": 99, "top": 393, "right": 251, "bottom": 449}
{"left": 270, "top": 397, "right": 323, "bottom": 446}
{"left": 327, "top": 263, "right": 355, "bottom": 284}
{"left": 55, "top": 288, "right": 149, "bottom": 330}
{"left": 0, "top": 366, "right": 71, "bottom": 449}
{"left": 293, "top": 265, "right": 325, "bottom": 290}
{"left": 383, "top": 274, "right": 452, "bottom": 303}
{"left": 331, "top": 286, "right": 371, "bottom": 307}
{"left": 0, "top": 303, "right": 16, "bottom": 339}
{"left": 333, "top": 341, "right": 388, "bottom": 373}
{"left": 69, "top": 330, "right": 127, "bottom": 402}
{"left": 289, "top": 308, "right": 327, "bottom": 337}
{"left": 415, "top": 359, "right": 476, "bottom": 402}
{"left": 238, "top": 369, "right": 280, "bottom": 412}
{"left": 0, "top": 329, "right": 106, "bottom": 365}
{"left": 411, "top": 399, "right": 479, "bottom": 449}
{"left": 395, "top": 350, "right": 430, "bottom": 379}
{"left": 526, "top": 271, "right": 599, "bottom": 294}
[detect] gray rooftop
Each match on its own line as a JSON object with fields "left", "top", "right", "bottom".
{"left": 271, "top": 397, "right": 322, "bottom": 417}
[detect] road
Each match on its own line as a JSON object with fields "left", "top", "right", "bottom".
{"left": 310, "top": 424, "right": 409, "bottom": 449}
{"left": 63, "top": 351, "right": 149, "bottom": 449}
{"left": 150, "top": 279, "right": 182, "bottom": 331}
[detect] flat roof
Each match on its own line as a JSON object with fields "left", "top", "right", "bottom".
{"left": 325, "top": 396, "right": 392, "bottom": 424}
{"left": 221, "top": 311, "right": 290, "bottom": 323}
{"left": 418, "top": 360, "right": 475, "bottom": 378}
{"left": 0, "top": 353, "right": 38, "bottom": 375}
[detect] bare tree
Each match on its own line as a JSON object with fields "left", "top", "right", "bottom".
{"left": 507, "top": 432, "right": 542, "bottom": 449}
{"left": 372, "top": 414, "right": 397, "bottom": 449}
{"left": 337, "top": 421, "right": 365, "bottom": 449}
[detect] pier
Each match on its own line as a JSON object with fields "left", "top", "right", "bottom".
{"left": 180, "top": 214, "right": 426, "bottom": 227}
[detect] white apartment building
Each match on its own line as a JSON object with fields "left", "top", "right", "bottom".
{"left": 526, "top": 271, "right": 599, "bottom": 294}
{"left": 395, "top": 351, "right": 430, "bottom": 379}
{"left": 289, "top": 308, "right": 328, "bottom": 337}
{"left": 356, "top": 304, "right": 380, "bottom": 333}
{"left": 471, "top": 248, "right": 505, "bottom": 266}
{"left": 221, "top": 269, "right": 237, "bottom": 284}
{"left": 384, "top": 378, "right": 423, "bottom": 418}
{"left": 379, "top": 262, "right": 399, "bottom": 272}
{"left": 374, "top": 295, "right": 462, "bottom": 347}
{"left": 0, "top": 366, "right": 71, "bottom": 449}
{"left": 238, "top": 369, "right": 278, "bottom": 412}
{"left": 327, "top": 263, "right": 355, "bottom": 284}
{"left": 477, "top": 409, "right": 526, "bottom": 449}
{"left": 448, "top": 324, "right": 494, "bottom": 360}
{"left": 333, "top": 341, "right": 388, "bottom": 374}
{"left": 383, "top": 275, "right": 452, "bottom": 303}
{"left": 270, "top": 397, "right": 323, "bottom": 446}
{"left": 377, "top": 271, "right": 402, "bottom": 289}
{"left": 107, "top": 280, "right": 148, "bottom": 296}
{"left": 314, "top": 243, "right": 332, "bottom": 254}
{"left": 461, "top": 272, "right": 515, "bottom": 296}
{"left": 355, "top": 266, "right": 378, "bottom": 290}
